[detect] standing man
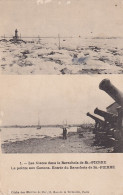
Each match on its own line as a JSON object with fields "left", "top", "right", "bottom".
{"left": 63, "top": 127, "right": 67, "bottom": 140}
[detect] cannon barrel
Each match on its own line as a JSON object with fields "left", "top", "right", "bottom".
{"left": 87, "top": 112, "right": 104, "bottom": 123}
{"left": 94, "top": 107, "right": 117, "bottom": 122}
{"left": 99, "top": 79, "right": 123, "bottom": 107}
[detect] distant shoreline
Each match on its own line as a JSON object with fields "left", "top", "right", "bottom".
{"left": 1, "top": 36, "right": 123, "bottom": 39}
{"left": 0, "top": 124, "right": 83, "bottom": 128}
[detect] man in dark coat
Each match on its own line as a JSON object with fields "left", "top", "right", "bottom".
{"left": 63, "top": 128, "right": 67, "bottom": 139}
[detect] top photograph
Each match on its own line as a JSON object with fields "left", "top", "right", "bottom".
{"left": 0, "top": 0, "right": 123, "bottom": 75}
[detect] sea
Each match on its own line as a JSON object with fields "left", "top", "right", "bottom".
{"left": 0, "top": 127, "right": 78, "bottom": 144}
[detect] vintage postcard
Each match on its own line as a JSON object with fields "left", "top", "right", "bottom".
{"left": 0, "top": 0, "right": 123, "bottom": 195}
{"left": 0, "top": 0, "right": 123, "bottom": 74}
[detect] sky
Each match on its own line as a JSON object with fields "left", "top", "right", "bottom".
{"left": 0, "top": 0, "right": 123, "bottom": 37}
{"left": 0, "top": 75, "right": 123, "bottom": 126}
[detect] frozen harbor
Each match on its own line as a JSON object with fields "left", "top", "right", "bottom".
{"left": 0, "top": 37, "right": 123, "bottom": 74}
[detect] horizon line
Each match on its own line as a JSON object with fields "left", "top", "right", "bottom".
{"left": 1, "top": 36, "right": 123, "bottom": 39}
{"left": 0, "top": 123, "right": 93, "bottom": 128}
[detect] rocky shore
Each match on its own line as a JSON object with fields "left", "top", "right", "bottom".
{"left": 1, "top": 128, "right": 114, "bottom": 153}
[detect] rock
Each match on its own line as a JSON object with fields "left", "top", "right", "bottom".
{"left": 60, "top": 68, "right": 72, "bottom": 74}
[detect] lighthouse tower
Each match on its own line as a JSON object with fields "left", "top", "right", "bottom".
{"left": 13, "top": 29, "right": 19, "bottom": 42}
{"left": 15, "top": 29, "right": 18, "bottom": 38}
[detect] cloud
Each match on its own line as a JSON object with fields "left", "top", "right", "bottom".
{"left": 58, "top": 1, "right": 61, "bottom": 5}
{"left": 45, "top": 0, "right": 52, "bottom": 3}
{"left": 36, "top": 0, "right": 71, "bottom": 6}
{"left": 37, "top": 0, "right": 52, "bottom": 5}
{"left": 66, "top": 0, "right": 71, "bottom": 5}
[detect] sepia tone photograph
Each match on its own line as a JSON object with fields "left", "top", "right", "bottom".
{"left": 1, "top": 0, "right": 123, "bottom": 74}
{"left": 0, "top": 1, "right": 123, "bottom": 195}
{"left": 0, "top": 75, "right": 123, "bottom": 153}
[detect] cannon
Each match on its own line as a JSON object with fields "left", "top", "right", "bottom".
{"left": 87, "top": 112, "right": 104, "bottom": 123}
{"left": 87, "top": 112, "right": 110, "bottom": 145}
{"left": 99, "top": 79, "right": 123, "bottom": 107}
{"left": 94, "top": 107, "right": 117, "bottom": 123}
{"left": 86, "top": 112, "right": 104, "bottom": 131}
{"left": 99, "top": 79, "right": 123, "bottom": 150}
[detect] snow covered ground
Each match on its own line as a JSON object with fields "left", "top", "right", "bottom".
{"left": 0, "top": 37, "right": 123, "bottom": 74}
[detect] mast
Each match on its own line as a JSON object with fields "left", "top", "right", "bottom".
{"left": 37, "top": 113, "right": 41, "bottom": 129}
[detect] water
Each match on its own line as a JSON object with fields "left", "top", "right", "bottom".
{"left": 0, "top": 127, "right": 77, "bottom": 144}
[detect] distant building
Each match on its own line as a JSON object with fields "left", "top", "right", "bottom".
{"left": 13, "top": 29, "right": 19, "bottom": 41}
{"left": 106, "top": 102, "right": 119, "bottom": 115}
{"left": 9, "top": 29, "right": 25, "bottom": 43}
{"left": 15, "top": 29, "right": 18, "bottom": 37}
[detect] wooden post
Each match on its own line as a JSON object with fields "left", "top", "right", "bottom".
{"left": 38, "top": 35, "right": 40, "bottom": 44}
{"left": 58, "top": 34, "right": 60, "bottom": 50}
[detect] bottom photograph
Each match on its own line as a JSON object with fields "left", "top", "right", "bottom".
{"left": 0, "top": 75, "right": 123, "bottom": 153}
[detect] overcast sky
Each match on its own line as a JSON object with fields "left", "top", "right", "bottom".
{"left": 0, "top": 0, "right": 123, "bottom": 37}
{"left": 0, "top": 75, "right": 123, "bottom": 125}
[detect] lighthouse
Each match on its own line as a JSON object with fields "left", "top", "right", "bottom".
{"left": 9, "top": 29, "right": 25, "bottom": 43}
{"left": 15, "top": 29, "right": 18, "bottom": 39}
{"left": 13, "top": 29, "right": 19, "bottom": 42}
